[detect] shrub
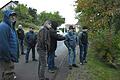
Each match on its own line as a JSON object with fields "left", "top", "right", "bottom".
{"left": 91, "top": 29, "right": 120, "bottom": 65}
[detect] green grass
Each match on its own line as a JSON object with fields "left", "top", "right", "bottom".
{"left": 66, "top": 48, "right": 120, "bottom": 80}
{"left": 86, "top": 49, "right": 120, "bottom": 80}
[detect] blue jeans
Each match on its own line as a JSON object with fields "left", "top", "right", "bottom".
{"left": 25, "top": 46, "right": 35, "bottom": 61}
{"left": 19, "top": 39, "right": 24, "bottom": 54}
{"left": 68, "top": 47, "right": 76, "bottom": 65}
{"left": 47, "top": 52, "right": 55, "bottom": 70}
{"left": 79, "top": 44, "right": 88, "bottom": 63}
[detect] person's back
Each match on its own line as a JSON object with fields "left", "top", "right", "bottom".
{"left": 37, "top": 27, "right": 50, "bottom": 51}
{"left": 78, "top": 31, "right": 88, "bottom": 45}
{"left": 37, "top": 20, "right": 51, "bottom": 80}
{"left": 49, "top": 20, "right": 65, "bottom": 52}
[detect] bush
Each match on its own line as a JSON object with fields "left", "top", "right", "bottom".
{"left": 91, "top": 28, "right": 120, "bottom": 65}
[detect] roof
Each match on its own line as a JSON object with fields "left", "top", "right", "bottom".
{"left": 0, "top": 1, "right": 18, "bottom": 10}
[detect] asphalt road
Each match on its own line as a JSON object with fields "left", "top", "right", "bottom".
{"left": 15, "top": 41, "right": 69, "bottom": 80}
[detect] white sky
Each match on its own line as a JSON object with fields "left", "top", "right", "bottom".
{"left": 0, "top": 0, "right": 78, "bottom": 24}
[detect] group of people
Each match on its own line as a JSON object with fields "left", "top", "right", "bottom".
{"left": 0, "top": 10, "right": 88, "bottom": 80}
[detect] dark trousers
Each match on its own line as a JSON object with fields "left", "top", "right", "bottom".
{"left": 19, "top": 39, "right": 24, "bottom": 54}
{"left": 47, "top": 52, "right": 55, "bottom": 70}
{"left": 25, "top": 45, "right": 35, "bottom": 61}
{"left": 79, "top": 44, "right": 88, "bottom": 63}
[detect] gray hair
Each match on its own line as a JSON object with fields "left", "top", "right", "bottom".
{"left": 18, "top": 24, "right": 23, "bottom": 29}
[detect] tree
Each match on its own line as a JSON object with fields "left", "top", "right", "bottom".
{"left": 75, "top": 0, "right": 120, "bottom": 31}
{"left": 38, "top": 11, "right": 65, "bottom": 26}
{"left": 28, "top": 7, "right": 39, "bottom": 25}
{"left": 75, "top": 0, "right": 120, "bottom": 65}
{"left": 0, "top": 11, "right": 3, "bottom": 22}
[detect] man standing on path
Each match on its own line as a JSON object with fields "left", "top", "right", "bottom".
{"left": 25, "top": 27, "right": 37, "bottom": 63}
{"left": 64, "top": 25, "right": 78, "bottom": 70}
{"left": 0, "top": 10, "right": 19, "bottom": 80}
{"left": 78, "top": 27, "right": 88, "bottom": 65}
{"left": 47, "top": 20, "right": 65, "bottom": 73}
{"left": 37, "top": 20, "right": 51, "bottom": 80}
{"left": 17, "top": 24, "right": 25, "bottom": 55}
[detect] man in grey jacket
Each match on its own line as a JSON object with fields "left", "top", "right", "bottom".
{"left": 37, "top": 20, "right": 51, "bottom": 80}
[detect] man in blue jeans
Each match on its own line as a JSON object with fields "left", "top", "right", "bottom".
{"left": 47, "top": 20, "right": 65, "bottom": 73}
{"left": 78, "top": 27, "right": 88, "bottom": 65}
{"left": 64, "top": 25, "right": 78, "bottom": 70}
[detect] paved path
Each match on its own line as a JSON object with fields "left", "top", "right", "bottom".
{"left": 15, "top": 41, "right": 70, "bottom": 80}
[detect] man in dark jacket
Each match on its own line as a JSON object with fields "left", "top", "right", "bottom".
{"left": 25, "top": 27, "right": 37, "bottom": 63}
{"left": 47, "top": 20, "right": 65, "bottom": 73}
{"left": 0, "top": 10, "right": 19, "bottom": 80}
{"left": 78, "top": 27, "right": 88, "bottom": 65}
{"left": 37, "top": 20, "right": 51, "bottom": 80}
{"left": 17, "top": 24, "right": 25, "bottom": 55}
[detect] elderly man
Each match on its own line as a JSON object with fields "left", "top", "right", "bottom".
{"left": 17, "top": 24, "right": 25, "bottom": 55}
{"left": 37, "top": 20, "right": 52, "bottom": 80}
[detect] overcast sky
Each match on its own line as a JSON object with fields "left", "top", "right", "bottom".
{"left": 0, "top": 0, "right": 78, "bottom": 24}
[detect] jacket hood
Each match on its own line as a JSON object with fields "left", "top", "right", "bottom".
{"left": 3, "top": 10, "right": 16, "bottom": 26}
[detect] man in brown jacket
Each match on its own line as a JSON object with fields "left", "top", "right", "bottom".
{"left": 37, "top": 20, "right": 51, "bottom": 80}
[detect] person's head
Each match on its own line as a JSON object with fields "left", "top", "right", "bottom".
{"left": 51, "top": 20, "right": 58, "bottom": 30}
{"left": 9, "top": 12, "right": 17, "bottom": 23}
{"left": 43, "top": 20, "right": 52, "bottom": 29}
{"left": 29, "top": 27, "right": 34, "bottom": 32}
{"left": 18, "top": 24, "right": 23, "bottom": 29}
{"left": 69, "top": 25, "right": 75, "bottom": 32}
{"left": 3, "top": 10, "right": 17, "bottom": 26}
{"left": 82, "top": 26, "right": 88, "bottom": 32}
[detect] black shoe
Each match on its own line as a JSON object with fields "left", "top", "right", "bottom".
{"left": 45, "top": 78, "right": 49, "bottom": 80}
{"left": 55, "top": 55, "right": 57, "bottom": 57}
{"left": 84, "top": 60, "right": 87, "bottom": 63}
{"left": 69, "top": 65, "right": 72, "bottom": 70}
{"left": 53, "top": 66, "right": 58, "bottom": 70}
{"left": 25, "top": 61, "right": 28, "bottom": 63}
{"left": 32, "top": 59, "right": 38, "bottom": 61}
{"left": 72, "top": 64, "right": 79, "bottom": 67}
{"left": 21, "top": 52, "right": 25, "bottom": 55}
{"left": 40, "top": 78, "right": 49, "bottom": 80}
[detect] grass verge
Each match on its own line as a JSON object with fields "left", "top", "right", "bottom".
{"left": 66, "top": 48, "right": 120, "bottom": 80}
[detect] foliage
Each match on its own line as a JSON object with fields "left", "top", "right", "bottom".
{"left": 13, "top": 4, "right": 65, "bottom": 28}
{"left": 75, "top": 0, "right": 120, "bottom": 65}
{"left": 75, "top": 0, "right": 120, "bottom": 31}
{"left": 0, "top": 11, "right": 3, "bottom": 22}
{"left": 91, "top": 29, "right": 120, "bottom": 64}
{"left": 38, "top": 11, "right": 65, "bottom": 26}
{"left": 86, "top": 49, "right": 120, "bottom": 80}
